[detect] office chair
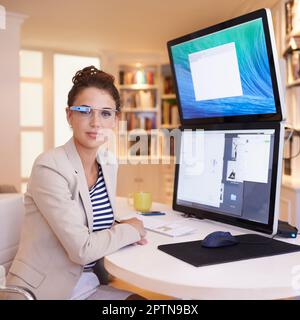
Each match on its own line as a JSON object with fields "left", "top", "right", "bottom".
{"left": 0, "top": 266, "right": 35, "bottom": 300}
{"left": 0, "top": 194, "right": 35, "bottom": 300}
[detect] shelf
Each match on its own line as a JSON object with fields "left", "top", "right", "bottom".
{"left": 119, "top": 84, "right": 158, "bottom": 90}
{"left": 122, "top": 108, "right": 158, "bottom": 113}
{"left": 117, "top": 155, "right": 176, "bottom": 163}
{"left": 118, "top": 155, "right": 161, "bottom": 164}
{"left": 161, "top": 124, "right": 179, "bottom": 129}
{"left": 127, "top": 129, "right": 155, "bottom": 134}
{"left": 161, "top": 156, "right": 176, "bottom": 163}
{"left": 162, "top": 94, "right": 176, "bottom": 99}
{"left": 286, "top": 79, "right": 300, "bottom": 88}
{"left": 286, "top": 31, "right": 300, "bottom": 41}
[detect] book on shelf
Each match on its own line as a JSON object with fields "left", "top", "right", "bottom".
{"left": 287, "top": 50, "right": 300, "bottom": 83}
{"left": 121, "top": 90, "right": 156, "bottom": 109}
{"left": 286, "top": 0, "right": 294, "bottom": 35}
{"left": 285, "top": 0, "right": 300, "bottom": 36}
{"left": 171, "top": 105, "right": 180, "bottom": 126}
{"left": 146, "top": 71, "right": 154, "bottom": 85}
{"left": 124, "top": 71, "right": 134, "bottom": 85}
{"left": 121, "top": 90, "right": 136, "bottom": 108}
{"left": 163, "top": 100, "right": 170, "bottom": 125}
{"left": 139, "top": 90, "right": 154, "bottom": 109}
{"left": 129, "top": 113, "right": 136, "bottom": 130}
{"left": 125, "top": 112, "right": 157, "bottom": 131}
{"left": 119, "top": 69, "right": 156, "bottom": 85}
{"left": 119, "top": 70, "right": 125, "bottom": 85}
{"left": 161, "top": 99, "right": 179, "bottom": 127}
{"left": 163, "top": 76, "right": 175, "bottom": 94}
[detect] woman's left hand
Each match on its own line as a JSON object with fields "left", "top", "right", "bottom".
{"left": 136, "top": 237, "right": 148, "bottom": 245}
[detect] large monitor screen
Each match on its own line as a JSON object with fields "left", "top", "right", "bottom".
{"left": 173, "top": 122, "right": 283, "bottom": 235}
{"left": 168, "top": 9, "right": 284, "bottom": 124}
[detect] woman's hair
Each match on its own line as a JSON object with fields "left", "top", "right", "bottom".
{"left": 67, "top": 66, "right": 120, "bottom": 111}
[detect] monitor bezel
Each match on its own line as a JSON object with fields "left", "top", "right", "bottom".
{"left": 172, "top": 122, "right": 282, "bottom": 235}
{"left": 167, "top": 8, "right": 284, "bottom": 125}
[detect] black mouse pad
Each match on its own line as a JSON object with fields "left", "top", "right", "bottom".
{"left": 157, "top": 234, "right": 300, "bottom": 267}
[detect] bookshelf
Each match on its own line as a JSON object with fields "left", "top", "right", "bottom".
{"left": 118, "top": 64, "right": 159, "bottom": 159}
{"left": 161, "top": 64, "right": 179, "bottom": 128}
{"left": 160, "top": 64, "right": 180, "bottom": 159}
{"left": 270, "top": 0, "right": 300, "bottom": 229}
{"left": 284, "top": 0, "right": 300, "bottom": 87}
{"left": 118, "top": 65, "right": 159, "bottom": 131}
{"left": 117, "top": 63, "right": 180, "bottom": 160}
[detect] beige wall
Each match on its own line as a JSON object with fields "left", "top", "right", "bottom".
{"left": 0, "top": 12, "right": 25, "bottom": 191}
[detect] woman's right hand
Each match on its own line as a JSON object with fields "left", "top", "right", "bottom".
{"left": 119, "top": 218, "right": 147, "bottom": 239}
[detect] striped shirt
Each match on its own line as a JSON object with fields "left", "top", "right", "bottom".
{"left": 84, "top": 164, "right": 114, "bottom": 270}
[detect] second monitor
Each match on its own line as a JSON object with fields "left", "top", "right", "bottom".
{"left": 167, "top": 8, "right": 285, "bottom": 124}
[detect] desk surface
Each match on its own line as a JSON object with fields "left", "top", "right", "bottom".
{"left": 104, "top": 197, "right": 300, "bottom": 300}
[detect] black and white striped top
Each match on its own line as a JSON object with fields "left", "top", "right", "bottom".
{"left": 84, "top": 164, "right": 114, "bottom": 270}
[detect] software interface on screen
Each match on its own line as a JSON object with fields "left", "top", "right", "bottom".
{"left": 176, "top": 129, "right": 275, "bottom": 224}
{"left": 170, "top": 18, "right": 277, "bottom": 120}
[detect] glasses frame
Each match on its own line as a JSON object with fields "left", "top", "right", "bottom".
{"left": 69, "top": 105, "right": 120, "bottom": 121}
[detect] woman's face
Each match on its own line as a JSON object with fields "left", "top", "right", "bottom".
{"left": 66, "top": 87, "right": 118, "bottom": 151}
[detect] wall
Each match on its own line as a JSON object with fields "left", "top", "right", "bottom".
{"left": 99, "top": 50, "right": 168, "bottom": 82}
{"left": 0, "top": 12, "right": 26, "bottom": 191}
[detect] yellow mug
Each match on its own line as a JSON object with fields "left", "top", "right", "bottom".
{"left": 128, "top": 192, "right": 152, "bottom": 212}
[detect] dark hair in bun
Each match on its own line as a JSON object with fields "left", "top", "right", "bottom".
{"left": 67, "top": 66, "right": 120, "bottom": 111}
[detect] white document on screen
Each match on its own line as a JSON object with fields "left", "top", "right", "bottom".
{"left": 177, "top": 132, "right": 225, "bottom": 207}
{"left": 236, "top": 134, "right": 271, "bottom": 184}
{"left": 189, "top": 42, "right": 243, "bottom": 101}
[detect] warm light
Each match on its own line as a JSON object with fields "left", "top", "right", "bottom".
{"left": 135, "top": 63, "right": 142, "bottom": 68}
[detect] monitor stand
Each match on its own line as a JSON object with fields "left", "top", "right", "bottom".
{"left": 182, "top": 212, "right": 204, "bottom": 220}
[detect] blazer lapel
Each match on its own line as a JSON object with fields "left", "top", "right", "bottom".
{"left": 63, "top": 138, "right": 94, "bottom": 232}
{"left": 97, "top": 149, "right": 117, "bottom": 214}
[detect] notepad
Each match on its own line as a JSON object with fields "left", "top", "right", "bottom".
{"left": 139, "top": 215, "right": 197, "bottom": 237}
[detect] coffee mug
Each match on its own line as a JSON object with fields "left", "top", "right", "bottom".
{"left": 128, "top": 192, "right": 152, "bottom": 212}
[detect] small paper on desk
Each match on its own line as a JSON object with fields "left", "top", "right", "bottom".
{"left": 138, "top": 215, "right": 197, "bottom": 237}
{"left": 115, "top": 212, "right": 196, "bottom": 237}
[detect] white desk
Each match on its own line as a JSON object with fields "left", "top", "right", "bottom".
{"left": 104, "top": 197, "right": 300, "bottom": 300}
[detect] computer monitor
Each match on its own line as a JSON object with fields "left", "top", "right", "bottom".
{"left": 167, "top": 8, "right": 285, "bottom": 125}
{"left": 173, "top": 122, "right": 284, "bottom": 235}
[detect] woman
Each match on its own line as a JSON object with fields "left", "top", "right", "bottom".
{"left": 6, "top": 66, "right": 147, "bottom": 300}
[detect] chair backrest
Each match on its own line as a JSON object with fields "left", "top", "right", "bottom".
{"left": 0, "top": 185, "right": 17, "bottom": 193}
{"left": 0, "top": 266, "right": 5, "bottom": 286}
{"left": 0, "top": 194, "right": 24, "bottom": 275}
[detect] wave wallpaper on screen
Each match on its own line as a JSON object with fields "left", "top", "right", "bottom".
{"left": 171, "top": 18, "right": 277, "bottom": 119}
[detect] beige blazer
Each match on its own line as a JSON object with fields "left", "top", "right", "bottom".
{"left": 5, "top": 138, "right": 140, "bottom": 300}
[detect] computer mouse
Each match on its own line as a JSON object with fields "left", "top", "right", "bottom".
{"left": 201, "top": 231, "right": 239, "bottom": 248}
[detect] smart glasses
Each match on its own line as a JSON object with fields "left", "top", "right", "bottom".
{"left": 69, "top": 105, "right": 119, "bottom": 120}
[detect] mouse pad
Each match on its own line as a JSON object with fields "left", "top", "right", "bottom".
{"left": 157, "top": 234, "right": 300, "bottom": 267}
